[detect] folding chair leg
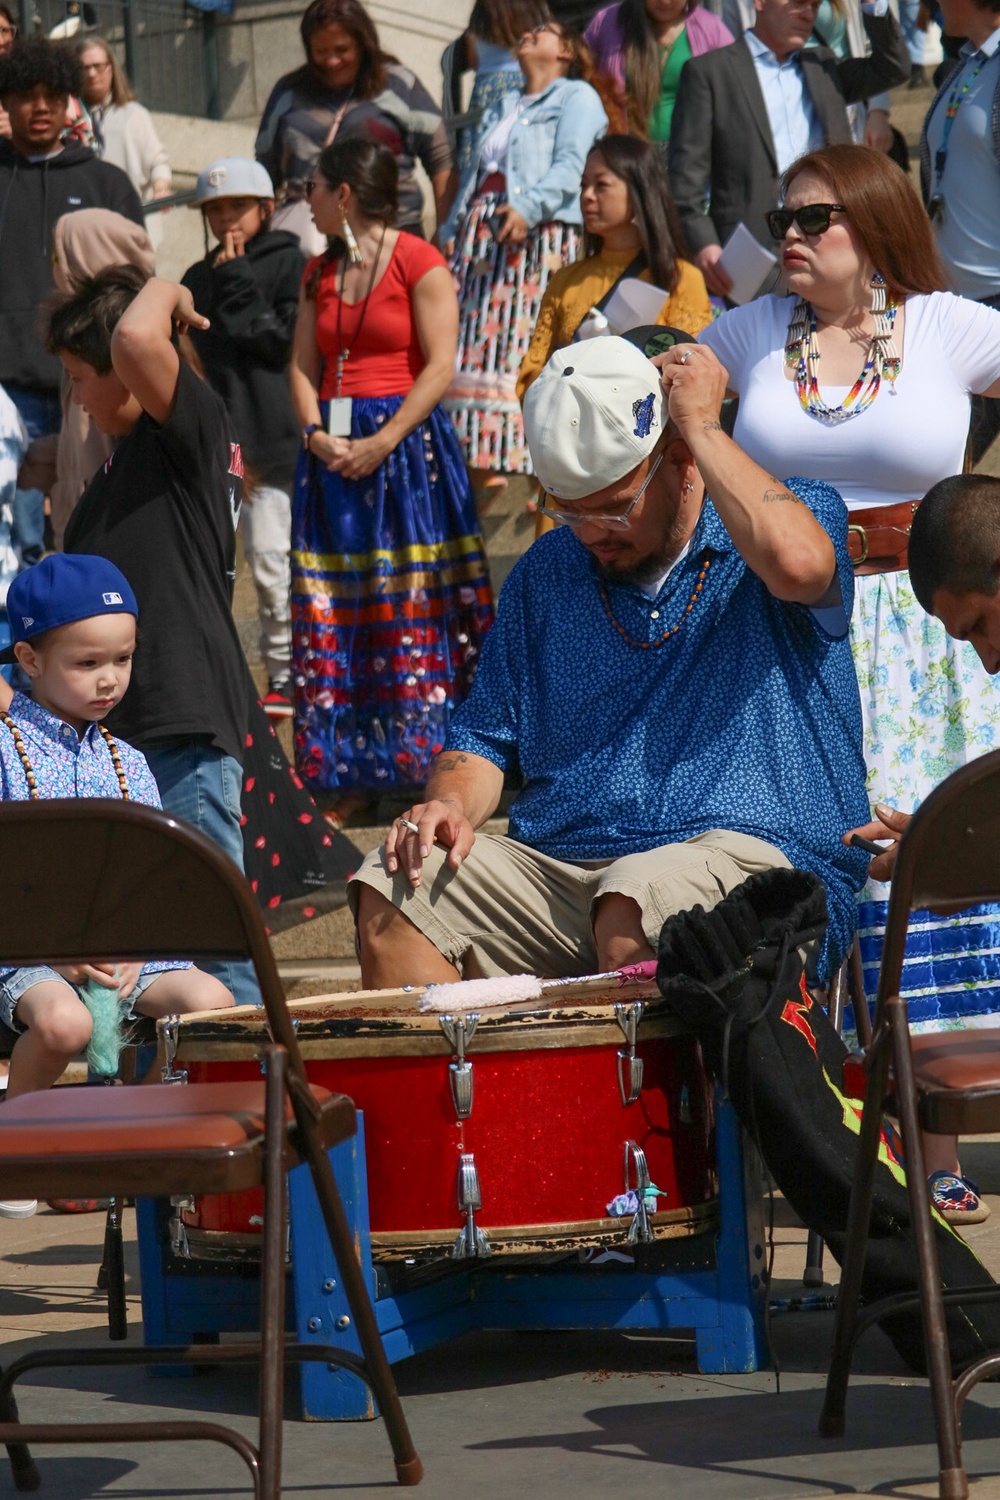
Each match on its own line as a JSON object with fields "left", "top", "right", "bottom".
{"left": 259, "top": 1049, "right": 288, "bottom": 1500}
{"left": 887, "top": 996, "right": 968, "bottom": 1500}
{"left": 296, "top": 1110, "right": 422, "bottom": 1485}
{"left": 0, "top": 1379, "right": 39, "bottom": 1492}
{"left": 820, "top": 1020, "right": 892, "bottom": 1437}
{"left": 103, "top": 1200, "right": 128, "bottom": 1342}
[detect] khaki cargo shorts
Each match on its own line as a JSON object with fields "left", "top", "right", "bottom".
{"left": 348, "top": 828, "right": 791, "bottom": 979}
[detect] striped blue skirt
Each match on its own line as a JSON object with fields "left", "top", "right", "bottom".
{"left": 290, "top": 396, "right": 495, "bottom": 793}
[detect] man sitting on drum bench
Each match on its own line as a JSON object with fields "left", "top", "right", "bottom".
{"left": 350, "top": 331, "right": 871, "bottom": 988}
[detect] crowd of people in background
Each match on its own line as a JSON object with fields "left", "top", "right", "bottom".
{"left": 2, "top": 0, "right": 1000, "bottom": 1225}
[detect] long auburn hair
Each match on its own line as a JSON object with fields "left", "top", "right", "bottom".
{"left": 618, "top": 0, "right": 699, "bottom": 136}
{"left": 782, "top": 145, "right": 948, "bottom": 300}
{"left": 557, "top": 27, "right": 625, "bottom": 133}
{"left": 582, "top": 136, "right": 684, "bottom": 292}
{"left": 299, "top": 0, "right": 395, "bottom": 100}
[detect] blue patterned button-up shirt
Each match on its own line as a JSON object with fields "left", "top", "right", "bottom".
{"left": 447, "top": 478, "right": 870, "bottom": 976}
{"left": 0, "top": 692, "right": 162, "bottom": 805}
{"left": 0, "top": 693, "right": 173, "bottom": 987}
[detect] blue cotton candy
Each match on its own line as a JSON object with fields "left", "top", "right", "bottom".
{"left": 81, "top": 976, "right": 126, "bottom": 1077}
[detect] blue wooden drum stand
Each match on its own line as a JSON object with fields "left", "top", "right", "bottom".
{"left": 136, "top": 1096, "right": 768, "bottom": 1420}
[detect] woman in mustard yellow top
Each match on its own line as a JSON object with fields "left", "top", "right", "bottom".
{"left": 517, "top": 133, "right": 711, "bottom": 405}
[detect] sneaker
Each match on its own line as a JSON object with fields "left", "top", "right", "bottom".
{"left": 0, "top": 1200, "right": 37, "bottom": 1219}
{"left": 262, "top": 679, "right": 293, "bottom": 720}
{"left": 928, "top": 1171, "right": 991, "bottom": 1225}
{"left": 46, "top": 1198, "right": 111, "bottom": 1213}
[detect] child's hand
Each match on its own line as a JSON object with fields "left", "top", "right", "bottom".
{"left": 170, "top": 284, "right": 210, "bottom": 335}
{"left": 53, "top": 962, "right": 119, "bottom": 988}
{"left": 215, "top": 229, "right": 246, "bottom": 264}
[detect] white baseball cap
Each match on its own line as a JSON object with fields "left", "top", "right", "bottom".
{"left": 523, "top": 336, "right": 670, "bottom": 501}
{"left": 191, "top": 158, "right": 275, "bottom": 207}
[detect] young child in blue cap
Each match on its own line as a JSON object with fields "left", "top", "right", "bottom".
{"left": 0, "top": 552, "right": 234, "bottom": 1219}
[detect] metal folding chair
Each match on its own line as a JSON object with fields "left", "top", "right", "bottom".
{"left": 0, "top": 798, "right": 422, "bottom": 1496}
{"left": 819, "top": 748, "right": 1000, "bottom": 1500}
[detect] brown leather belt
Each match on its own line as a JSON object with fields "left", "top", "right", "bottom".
{"left": 846, "top": 500, "right": 919, "bottom": 575}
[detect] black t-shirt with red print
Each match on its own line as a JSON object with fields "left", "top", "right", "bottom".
{"left": 65, "top": 362, "right": 249, "bottom": 763}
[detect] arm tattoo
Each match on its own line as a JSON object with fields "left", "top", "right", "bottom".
{"left": 702, "top": 420, "right": 724, "bottom": 432}
{"left": 761, "top": 488, "right": 803, "bottom": 505}
{"left": 433, "top": 752, "right": 470, "bottom": 773}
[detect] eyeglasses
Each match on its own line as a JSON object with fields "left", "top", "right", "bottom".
{"left": 765, "top": 202, "right": 847, "bottom": 241}
{"left": 80, "top": 60, "right": 112, "bottom": 72}
{"left": 537, "top": 452, "right": 664, "bottom": 531}
{"left": 529, "top": 21, "right": 562, "bottom": 36}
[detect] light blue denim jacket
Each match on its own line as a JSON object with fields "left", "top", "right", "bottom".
{"left": 445, "top": 76, "right": 608, "bottom": 241}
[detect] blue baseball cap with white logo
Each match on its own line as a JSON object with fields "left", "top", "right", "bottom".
{"left": 1, "top": 554, "right": 138, "bottom": 662}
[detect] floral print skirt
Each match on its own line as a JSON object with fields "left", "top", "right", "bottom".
{"left": 443, "top": 193, "right": 580, "bottom": 475}
{"left": 291, "top": 395, "right": 495, "bottom": 794}
{"left": 851, "top": 567, "right": 1000, "bottom": 1032}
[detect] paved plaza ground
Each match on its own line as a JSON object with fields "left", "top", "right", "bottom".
{"left": 1, "top": 1140, "right": 1000, "bottom": 1499}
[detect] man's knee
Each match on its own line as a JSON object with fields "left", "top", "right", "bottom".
{"left": 592, "top": 891, "right": 655, "bottom": 968}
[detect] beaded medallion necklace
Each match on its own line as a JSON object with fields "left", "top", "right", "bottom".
{"left": 785, "top": 275, "right": 901, "bottom": 425}
{"left": 1, "top": 712, "right": 130, "bottom": 801}
{"left": 598, "top": 550, "right": 712, "bottom": 649}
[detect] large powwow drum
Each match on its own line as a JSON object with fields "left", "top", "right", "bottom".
{"left": 161, "top": 974, "right": 718, "bottom": 1263}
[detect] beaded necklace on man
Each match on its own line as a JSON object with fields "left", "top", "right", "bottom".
{"left": 598, "top": 550, "right": 712, "bottom": 649}
{"left": 0, "top": 713, "right": 130, "bottom": 800}
{"left": 785, "top": 273, "right": 901, "bottom": 425}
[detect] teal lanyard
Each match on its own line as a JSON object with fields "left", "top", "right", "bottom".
{"left": 934, "top": 49, "right": 987, "bottom": 186}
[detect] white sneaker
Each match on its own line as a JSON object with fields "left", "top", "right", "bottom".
{"left": 0, "top": 1200, "right": 37, "bottom": 1219}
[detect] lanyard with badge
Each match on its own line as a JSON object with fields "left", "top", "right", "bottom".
{"left": 327, "top": 224, "right": 387, "bottom": 437}
{"left": 929, "top": 49, "right": 987, "bottom": 223}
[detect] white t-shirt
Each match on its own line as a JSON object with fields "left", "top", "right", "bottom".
{"left": 699, "top": 291, "right": 1000, "bottom": 511}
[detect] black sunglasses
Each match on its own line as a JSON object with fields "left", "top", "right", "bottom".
{"left": 765, "top": 202, "right": 847, "bottom": 241}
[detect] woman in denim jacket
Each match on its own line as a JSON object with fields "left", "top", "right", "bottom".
{"left": 442, "top": 20, "right": 614, "bottom": 494}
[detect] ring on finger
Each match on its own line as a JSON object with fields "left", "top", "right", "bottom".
{"left": 679, "top": 350, "right": 692, "bottom": 363}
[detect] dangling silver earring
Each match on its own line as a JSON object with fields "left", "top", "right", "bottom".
{"left": 341, "top": 212, "right": 363, "bottom": 265}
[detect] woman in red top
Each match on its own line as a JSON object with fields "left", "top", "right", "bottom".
{"left": 289, "top": 138, "right": 494, "bottom": 817}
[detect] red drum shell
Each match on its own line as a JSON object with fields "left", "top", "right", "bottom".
{"left": 177, "top": 1001, "right": 716, "bottom": 1258}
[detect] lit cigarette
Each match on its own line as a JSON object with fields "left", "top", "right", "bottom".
{"left": 399, "top": 817, "right": 420, "bottom": 834}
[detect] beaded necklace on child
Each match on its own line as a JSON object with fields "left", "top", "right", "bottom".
{"left": 0, "top": 713, "right": 130, "bottom": 800}
{"left": 1, "top": 710, "right": 132, "bottom": 1074}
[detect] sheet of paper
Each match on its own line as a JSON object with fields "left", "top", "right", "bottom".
{"left": 718, "top": 223, "right": 778, "bottom": 306}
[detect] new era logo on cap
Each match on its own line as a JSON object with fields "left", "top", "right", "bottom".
{"left": 0, "top": 554, "right": 139, "bottom": 665}
{"left": 21, "top": 617, "right": 32, "bottom": 629}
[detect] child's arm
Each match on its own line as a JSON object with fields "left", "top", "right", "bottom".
{"left": 111, "top": 278, "right": 211, "bottom": 426}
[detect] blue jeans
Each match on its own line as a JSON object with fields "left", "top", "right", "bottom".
{"left": 143, "top": 739, "right": 261, "bottom": 1008}
{"left": 5, "top": 385, "right": 60, "bottom": 569}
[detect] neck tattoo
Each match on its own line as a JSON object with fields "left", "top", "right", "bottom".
{"left": 2, "top": 713, "right": 130, "bottom": 800}
{"left": 598, "top": 549, "right": 712, "bottom": 649}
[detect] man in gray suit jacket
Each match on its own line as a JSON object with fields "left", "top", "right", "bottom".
{"left": 668, "top": 0, "right": 909, "bottom": 297}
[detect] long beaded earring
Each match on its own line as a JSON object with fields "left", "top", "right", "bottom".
{"left": 870, "top": 271, "right": 901, "bottom": 393}
{"left": 340, "top": 209, "right": 364, "bottom": 266}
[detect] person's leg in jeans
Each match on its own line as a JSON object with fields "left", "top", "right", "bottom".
{"left": 5, "top": 387, "right": 59, "bottom": 569}
{"left": 240, "top": 484, "right": 292, "bottom": 690}
{"left": 143, "top": 737, "right": 262, "bottom": 1006}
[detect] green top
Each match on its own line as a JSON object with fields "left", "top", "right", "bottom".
{"left": 648, "top": 25, "right": 692, "bottom": 142}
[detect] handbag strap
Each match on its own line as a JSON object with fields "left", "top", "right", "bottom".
{"left": 591, "top": 252, "right": 648, "bottom": 317}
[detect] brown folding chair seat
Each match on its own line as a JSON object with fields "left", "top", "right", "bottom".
{"left": 0, "top": 798, "right": 422, "bottom": 1497}
{"left": 819, "top": 748, "right": 1000, "bottom": 1500}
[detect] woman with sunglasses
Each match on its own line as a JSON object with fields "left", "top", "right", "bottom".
{"left": 696, "top": 142, "right": 1000, "bottom": 1225}
{"left": 441, "top": 20, "right": 615, "bottom": 494}
{"left": 288, "top": 138, "right": 494, "bottom": 823}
